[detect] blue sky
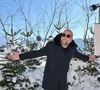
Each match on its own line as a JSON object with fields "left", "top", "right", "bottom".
{"left": 0, "top": 0, "right": 100, "bottom": 46}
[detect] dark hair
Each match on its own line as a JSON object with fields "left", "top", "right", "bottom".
{"left": 54, "top": 33, "right": 62, "bottom": 46}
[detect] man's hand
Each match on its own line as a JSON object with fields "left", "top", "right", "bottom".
{"left": 89, "top": 55, "right": 96, "bottom": 62}
{"left": 7, "top": 52, "right": 20, "bottom": 61}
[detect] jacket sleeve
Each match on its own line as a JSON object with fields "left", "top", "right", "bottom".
{"left": 73, "top": 48, "right": 89, "bottom": 61}
{"left": 19, "top": 42, "right": 50, "bottom": 60}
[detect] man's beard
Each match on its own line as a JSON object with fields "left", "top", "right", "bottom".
{"left": 61, "top": 41, "right": 69, "bottom": 46}
{"left": 63, "top": 42, "right": 69, "bottom": 45}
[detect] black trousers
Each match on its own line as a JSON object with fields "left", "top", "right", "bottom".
{"left": 43, "top": 81, "right": 68, "bottom": 90}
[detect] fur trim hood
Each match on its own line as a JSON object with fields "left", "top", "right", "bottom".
{"left": 54, "top": 33, "right": 77, "bottom": 48}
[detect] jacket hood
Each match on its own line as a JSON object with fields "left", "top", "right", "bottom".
{"left": 54, "top": 33, "right": 77, "bottom": 48}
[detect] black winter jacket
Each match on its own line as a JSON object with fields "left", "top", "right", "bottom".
{"left": 19, "top": 33, "right": 89, "bottom": 89}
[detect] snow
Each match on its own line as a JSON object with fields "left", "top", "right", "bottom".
{"left": 0, "top": 53, "right": 100, "bottom": 90}
{"left": 67, "top": 58, "right": 100, "bottom": 90}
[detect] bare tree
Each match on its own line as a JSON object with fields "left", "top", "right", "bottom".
{"left": 5, "top": 0, "right": 95, "bottom": 48}
{"left": 0, "top": 17, "right": 8, "bottom": 48}
{"left": 54, "top": 10, "right": 65, "bottom": 33}
{"left": 0, "top": 15, "right": 21, "bottom": 47}
{"left": 14, "top": 0, "right": 63, "bottom": 46}
{"left": 72, "top": 0, "right": 94, "bottom": 46}
{"left": 21, "top": 20, "right": 33, "bottom": 47}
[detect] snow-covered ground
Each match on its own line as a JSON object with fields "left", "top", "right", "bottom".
{"left": 0, "top": 53, "right": 100, "bottom": 90}
{"left": 67, "top": 59, "right": 100, "bottom": 90}
{"left": 23, "top": 58, "right": 100, "bottom": 90}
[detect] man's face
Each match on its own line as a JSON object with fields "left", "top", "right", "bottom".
{"left": 61, "top": 30, "right": 73, "bottom": 46}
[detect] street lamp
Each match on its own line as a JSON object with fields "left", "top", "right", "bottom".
{"left": 90, "top": 4, "right": 100, "bottom": 23}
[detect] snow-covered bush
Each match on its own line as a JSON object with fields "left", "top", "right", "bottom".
{"left": 0, "top": 42, "right": 44, "bottom": 90}
{"left": 67, "top": 58, "right": 100, "bottom": 90}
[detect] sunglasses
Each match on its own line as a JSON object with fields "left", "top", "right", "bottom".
{"left": 61, "top": 33, "right": 72, "bottom": 38}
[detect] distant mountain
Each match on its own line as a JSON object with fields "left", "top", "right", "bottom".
{"left": 74, "top": 38, "right": 84, "bottom": 50}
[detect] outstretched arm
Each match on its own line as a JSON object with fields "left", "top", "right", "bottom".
{"left": 19, "top": 46, "right": 48, "bottom": 60}
{"left": 73, "top": 49, "right": 96, "bottom": 62}
{"left": 7, "top": 42, "right": 51, "bottom": 61}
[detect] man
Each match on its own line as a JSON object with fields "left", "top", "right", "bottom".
{"left": 7, "top": 29, "right": 96, "bottom": 90}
